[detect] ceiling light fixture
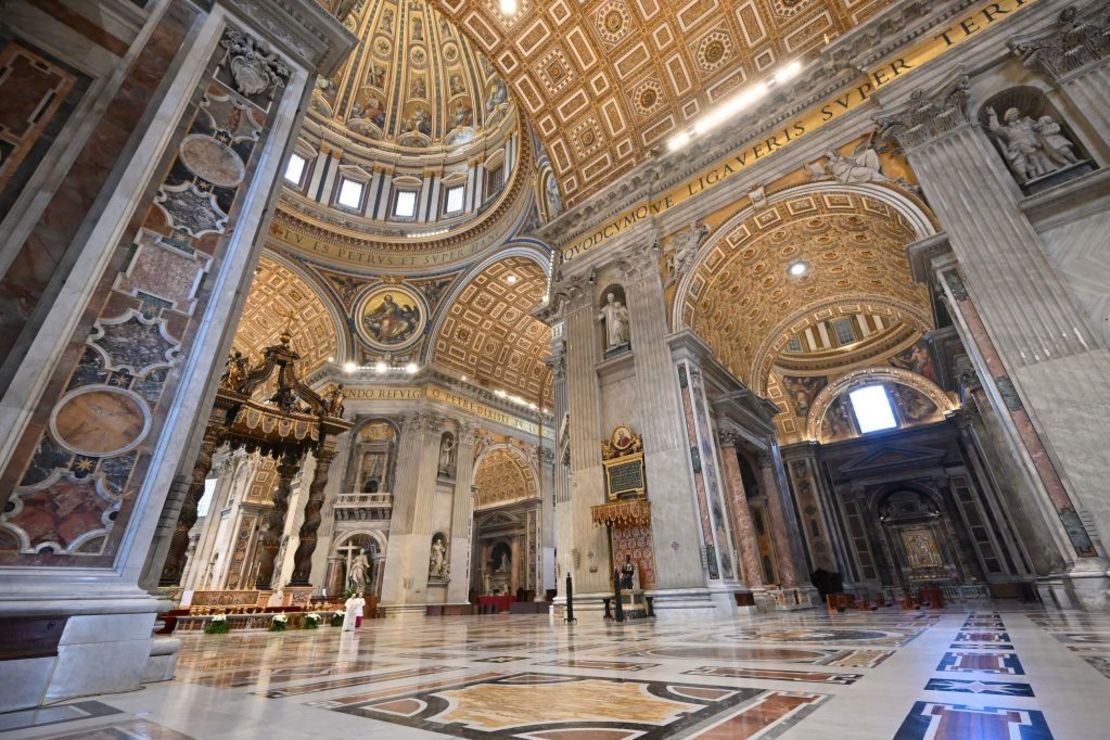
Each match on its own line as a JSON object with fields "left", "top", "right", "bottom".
{"left": 788, "top": 261, "right": 810, "bottom": 277}
{"left": 666, "top": 61, "right": 803, "bottom": 153}
{"left": 374, "top": 361, "right": 388, "bottom": 373}
{"left": 499, "top": 0, "right": 517, "bottom": 15}
{"left": 404, "top": 362, "right": 419, "bottom": 374}
{"left": 505, "top": 274, "right": 519, "bottom": 285}
{"left": 343, "top": 361, "right": 357, "bottom": 373}
{"left": 461, "top": 375, "right": 468, "bottom": 382}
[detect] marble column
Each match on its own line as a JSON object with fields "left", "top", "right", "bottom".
{"left": 289, "top": 444, "right": 339, "bottom": 586}
{"left": 717, "top": 431, "right": 764, "bottom": 589}
{"left": 159, "top": 426, "right": 223, "bottom": 587}
{"left": 758, "top": 453, "right": 798, "bottom": 588}
{"left": 876, "top": 73, "right": 1110, "bottom": 594}
{"left": 254, "top": 451, "right": 301, "bottom": 590}
{"left": 446, "top": 422, "right": 478, "bottom": 604}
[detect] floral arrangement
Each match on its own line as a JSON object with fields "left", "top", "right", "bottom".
{"left": 330, "top": 610, "right": 344, "bottom": 627}
{"left": 304, "top": 613, "right": 321, "bottom": 629}
{"left": 204, "top": 614, "right": 230, "bottom": 635}
{"left": 269, "top": 613, "right": 288, "bottom": 632}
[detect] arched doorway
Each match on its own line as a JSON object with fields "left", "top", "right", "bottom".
{"left": 470, "top": 445, "right": 541, "bottom": 601}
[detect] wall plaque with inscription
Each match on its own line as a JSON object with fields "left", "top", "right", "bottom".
{"left": 601, "top": 425, "right": 646, "bottom": 501}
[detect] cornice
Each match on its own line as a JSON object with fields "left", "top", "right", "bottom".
{"left": 220, "top": 0, "right": 356, "bottom": 75}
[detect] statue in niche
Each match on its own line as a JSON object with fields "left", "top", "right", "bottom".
{"left": 429, "top": 534, "right": 448, "bottom": 579}
{"left": 985, "top": 106, "right": 1079, "bottom": 182}
{"left": 597, "top": 292, "right": 630, "bottom": 351}
{"left": 347, "top": 550, "right": 370, "bottom": 594}
{"left": 438, "top": 433, "right": 456, "bottom": 477}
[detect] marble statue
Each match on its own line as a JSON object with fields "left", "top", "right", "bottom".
{"left": 666, "top": 222, "right": 709, "bottom": 285}
{"left": 597, "top": 292, "right": 630, "bottom": 350}
{"left": 438, "top": 434, "right": 456, "bottom": 477}
{"left": 347, "top": 551, "right": 369, "bottom": 594}
{"left": 806, "top": 144, "right": 888, "bottom": 184}
{"left": 986, "top": 107, "right": 1078, "bottom": 182}
{"left": 429, "top": 535, "right": 448, "bottom": 579}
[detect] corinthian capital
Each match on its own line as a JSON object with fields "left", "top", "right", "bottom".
{"left": 875, "top": 70, "right": 971, "bottom": 151}
{"left": 1010, "top": 6, "right": 1110, "bottom": 81}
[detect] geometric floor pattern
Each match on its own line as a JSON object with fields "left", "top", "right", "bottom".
{"left": 8, "top": 605, "right": 1110, "bottom": 739}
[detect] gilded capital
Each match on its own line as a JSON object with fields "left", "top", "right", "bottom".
{"left": 875, "top": 71, "right": 971, "bottom": 151}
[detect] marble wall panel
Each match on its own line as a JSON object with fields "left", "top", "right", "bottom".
{"left": 0, "top": 24, "right": 291, "bottom": 568}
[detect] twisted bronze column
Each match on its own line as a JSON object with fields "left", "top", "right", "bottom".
{"left": 288, "top": 444, "right": 338, "bottom": 586}
{"left": 159, "top": 426, "right": 222, "bottom": 586}
{"left": 254, "top": 449, "right": 301, "bottom": 589}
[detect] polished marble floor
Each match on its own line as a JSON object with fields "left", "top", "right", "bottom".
{"left": 6, "top": 605, "right": 1110, "bottom": 739}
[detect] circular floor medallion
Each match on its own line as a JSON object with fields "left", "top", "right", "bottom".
{"left": 179, "top": 134, "right": 245, "bottom": 188}
{"left": 51, "top": 386, "right": 151, "bottom": 458}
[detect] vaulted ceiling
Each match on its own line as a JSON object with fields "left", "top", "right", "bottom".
{"left": 682, "top": 190, "right": 932, "bottom": 390}
{"left": 435, "top": 255, "right": 551, "bottom": 400}
{"left": 428, "top": 0, "right": 899, "bottom": 206}
{"left": 233, "top": 256, "right": 340, "bottom": 377}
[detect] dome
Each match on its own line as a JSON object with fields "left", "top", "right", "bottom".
{"left": 309, "top": 0, "right": 516, "bottom": 160}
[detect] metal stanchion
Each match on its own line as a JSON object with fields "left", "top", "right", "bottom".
{"left": 564, "top": 573, "right": 577, "bottom": 624}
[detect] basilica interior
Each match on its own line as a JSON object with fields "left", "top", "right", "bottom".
{"left": 2, "top": 0, "right": 1110, "bottom": 737}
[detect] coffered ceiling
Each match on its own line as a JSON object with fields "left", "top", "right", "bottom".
{"left": 682, "top": 190, "right": 932, "bottom": 389}
{"left": 429, "top": 0, "right": 898, "bottom": 206}
{"left": 233, "top": 255, "right": 340, "bottom": 377}
{"left": 434, "top": 255, "right": 552, "bottom": 400}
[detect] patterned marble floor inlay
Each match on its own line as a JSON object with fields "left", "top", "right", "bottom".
{"left": 23, "top": 607, "right": 1110, "bottom": 739}
{"left": 331, "top": 672, "right": 824, "bottom": 738}
{"left": 937, "top": 651, "right": 1024, "bottom": 675}
{"left": 924, "top": 678, "right": 1035, "bottom": 696}
{"left": 894, "top": 702, "right": 1053, "bottom": 740}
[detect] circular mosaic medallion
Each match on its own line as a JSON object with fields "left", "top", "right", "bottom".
{"left": 604, "top": 10, "right": 624, "bottom": 33}
{"left": 704, "top": 40, "right": 726, "bottom": 64}
{"left": 50, "top": 386, "right": 151, "bottom": 458}
{"left": 179, "top": 134, "right": 245, "bottom": 188}
{"left": 355, "top": 284, "right": 427, "bottom": 351}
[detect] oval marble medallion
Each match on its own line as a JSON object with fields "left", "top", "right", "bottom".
{"left": 179, "top": 134, "right": 245, "bottom": 188}
{"left": 51, "top": 387, "right": 151, "bottom": 458}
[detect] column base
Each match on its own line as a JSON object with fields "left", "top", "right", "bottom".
{"left": 378, "top": 603, "right": 432, "bottom": 618}
{"left": 0, "top": 581, "right": 168, "bottom": 711}
{"left": 1038, "top": 568, "right": 1110, "bottom": 610}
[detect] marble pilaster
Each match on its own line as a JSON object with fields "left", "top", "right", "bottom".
{"left": 876, "top": 72, "right": 1110, "bottom": 595}
{"left": 447, "top": 422, "right": 478, "bottom": 604}
{"left": 618, "top": 253, "right": 708, "bottom": 592}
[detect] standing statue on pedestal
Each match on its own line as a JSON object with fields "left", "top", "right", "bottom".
{"left": 597, "top": 293, "right": 630, "bottom": 351}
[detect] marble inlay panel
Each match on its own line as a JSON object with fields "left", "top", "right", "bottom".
{"left": 536, "top": 659, "right": 661, "bottom": 672}
{"left": 683, "top": 665, "right": 862, "bottom": 685}
{"left": 936, "top": 652, "right": 1024, "bottom": 675}
{"left": 893, "top": 702, "right": 1052, "bottom": 740}
{"left": 924, "top": 678, "right": 1035, "bottom": 697}
{"left": 331, "top": 672, "right": 819, "bottom": 739}
{"left": 260, "top": 665, "right": 465, "bottom": 698}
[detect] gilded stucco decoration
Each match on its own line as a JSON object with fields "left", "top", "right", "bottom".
{"left": 682, "top": 191, "right": 932, "bottom": 389}
{"left": 233, "top": 255, "right": 340, "bottom": 377}
{"left": 435, "top": 256, "right": 552, "bottom": 400}
{"left": 474, "top": 446, "right": 537, "bottom": 509}
{"left": 423, "top": 0, "right": 899, "bottom": 206}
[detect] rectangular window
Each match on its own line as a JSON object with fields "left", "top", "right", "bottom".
{"left": 284, "top": 153, "right": 307, "bottom": 185}
{"left": 394, "top": 190, "right": 417, "bottom": 218}
{"left": 786, "top": 337, "right": 803, "bottom": 353}
{"left": 337, "top": 178, "right": 364, "bottom": 209}
{"left": 833, "top": 318, "right": 855, "bottom": 345}
{"left": 849, "top": 385, "right": 898, "bottom": 433}
{"left": 485, "top": 166, "right": 503, "bottom": 198}
{"left": 196, "top": 478, "right": 218, "bottom": 518}
{"left": 444, "top": 185, "right": 464, "bottom": 214}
